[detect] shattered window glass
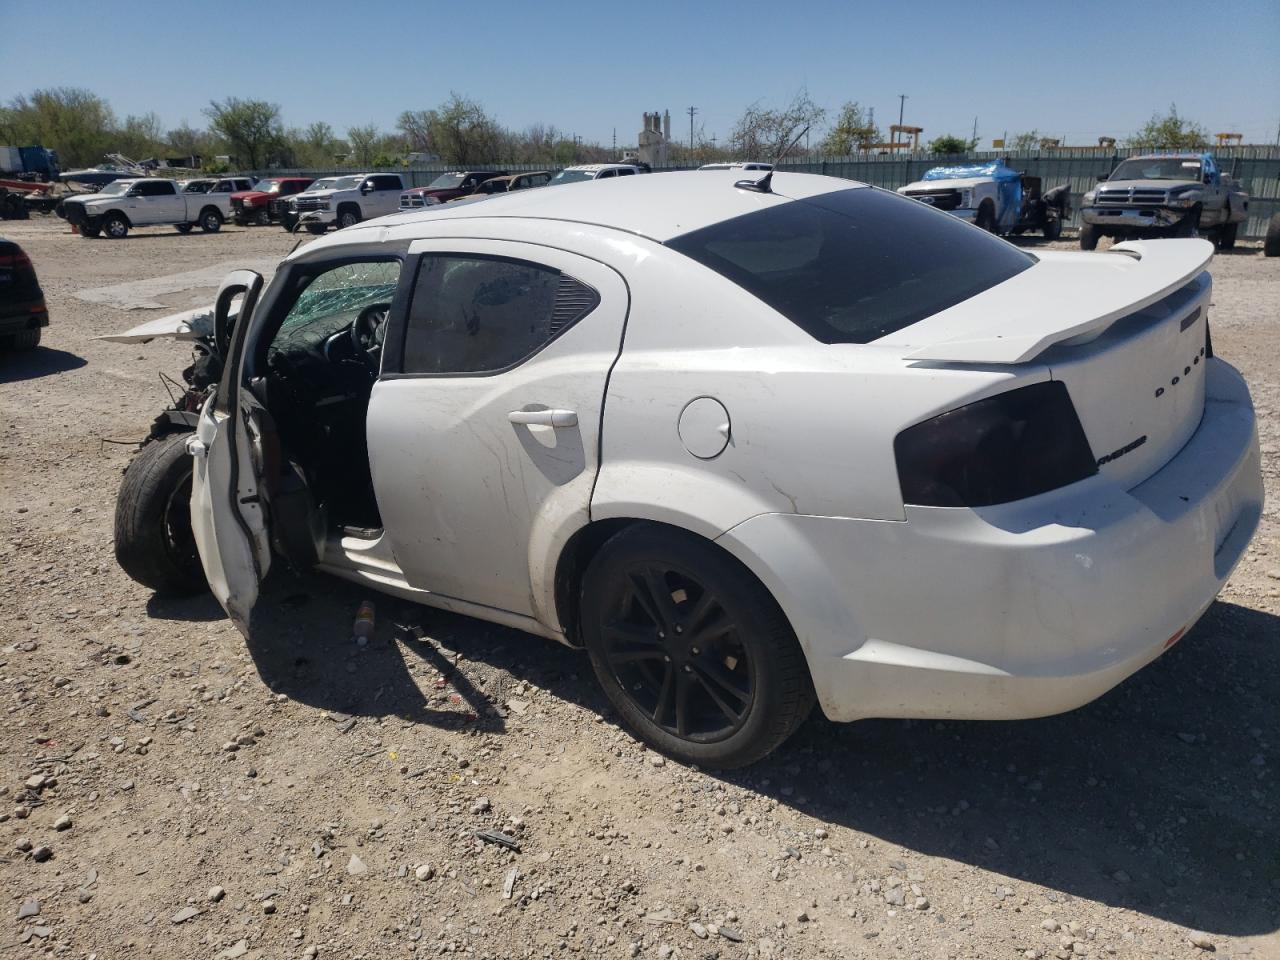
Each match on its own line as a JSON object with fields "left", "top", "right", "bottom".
{"left": 273, "top": 261, "right": 401, "bottom": 348}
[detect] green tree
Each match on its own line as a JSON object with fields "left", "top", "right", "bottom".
{"left": 1008, "top": 130, "right": 1041, "bottom": 151}
{"left": 427, "top": 93, "right": 501, "bottom": 164}
{"left": 396, "top": 110, "right": 435, "bottom": 154}
{"left": 0, "top": 87, "right": 116, "bottom": 167}
{"left": 821, "top": 101, "right": 880, "bottom": 155}
{"left": 730, "top": 88, "right": 825, "bottom": 160}
{"left": 928, "top": 133, "right": 972, "bottom": 155}
{"left": 115, "top": 112, "right": 165, "bottom": 160}
{"left": 166, "top": 122, "right": 216, "bottom": 162}
{"left": 1128, "top": 104, "right": 1208, "bottom": 150}
{"left": 204, "top": 97, "right": 283, "bottom": 169}
{"left": 346, "top": 124, "right": 380, "bottom": 165}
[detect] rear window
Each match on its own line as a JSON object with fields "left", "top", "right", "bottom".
{"left": 666, "top": 187, "right": 1035, "bottom": 344}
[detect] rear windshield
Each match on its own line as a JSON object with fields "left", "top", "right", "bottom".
{"left": 666, "top": 187, "right": 1034, "bottom": 344}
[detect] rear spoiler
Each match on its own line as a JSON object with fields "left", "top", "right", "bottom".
{"left": 903, "top": 239, "right": 1214, "bottom": 364}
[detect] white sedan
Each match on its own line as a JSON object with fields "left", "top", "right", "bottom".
{"left": 150, "top": 170, "right": 1263, "bottom": 768}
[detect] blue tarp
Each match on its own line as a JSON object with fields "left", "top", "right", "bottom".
{"left": 922, "top": 159, "right": 1022, "bottom": 230}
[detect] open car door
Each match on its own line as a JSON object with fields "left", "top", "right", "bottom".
{"left": 188, "top": 270, "right": 268, "bottom": 633}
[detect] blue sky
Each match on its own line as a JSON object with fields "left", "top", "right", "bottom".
{"left": 2, "top": 0, "right": 1277, "bottom": 149}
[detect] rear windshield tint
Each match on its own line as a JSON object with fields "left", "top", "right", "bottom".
{"left": 666, "top": 187, "right": 1035, "bottom": 344}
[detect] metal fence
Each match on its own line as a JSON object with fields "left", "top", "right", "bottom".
{"left": 251, "top": 146, "right": 1280, "bottom": 238}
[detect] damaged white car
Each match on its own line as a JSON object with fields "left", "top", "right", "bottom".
{"left": 111, "top": 171, "right": 1263, "bottom": 768}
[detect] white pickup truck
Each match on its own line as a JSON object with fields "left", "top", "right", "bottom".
{"left": 61, "top": 178, "right": 231, "bottom": 239}
{"left": 290, "top": 172, "right": 406, "bottom": 233}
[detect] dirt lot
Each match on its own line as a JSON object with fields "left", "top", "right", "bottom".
{"left": 0, "top": 217, "right": 1277, "bottom": 960}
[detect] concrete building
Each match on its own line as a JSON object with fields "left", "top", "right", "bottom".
{"left": 637, "top": 110, "right": 671, "bottom": 166}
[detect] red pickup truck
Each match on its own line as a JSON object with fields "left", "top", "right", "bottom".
{"left": 230, "top": 177, "right": 314, "bottom": 226}
{"left": 397, "top": 170, "right": 508, "bottom": 210}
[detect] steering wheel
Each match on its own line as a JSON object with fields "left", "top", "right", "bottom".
{"left": 351, "top": 302, "right": 390, "bottom": 362}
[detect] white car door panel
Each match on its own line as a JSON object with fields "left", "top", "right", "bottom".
{"left": 188, "top": 270, "right": 269, "bottom": 632}
{"left": 367, "top": 239, "right": 628, "bottom": 624}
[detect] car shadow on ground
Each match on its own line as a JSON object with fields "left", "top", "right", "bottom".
{"left": 228, "top": 570, "right": 1277, "bottom": 938}
{"left": 0, "top": 346, "right": 86, "bottom": 383}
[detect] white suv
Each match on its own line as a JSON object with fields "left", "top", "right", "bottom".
{"left": 548, "top": 163, "right": 645, "bottom": 186}
{"left": 292, "top": 173, "right": 406, "bottom": 233}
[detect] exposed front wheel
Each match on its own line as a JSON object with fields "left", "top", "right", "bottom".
{"left": 581, "top": 525, "right": 815, "bottom": 769}
{"left": 103, "top": 213, "right": 129, "bottom": 239}
{"left": 80, "top": 222, "right": 101, "bottom": 238}
{"left": 1174, "top": 206, "right": 1201, "bottom": 238}
{"left": 255, "top": 208, "right": 270, "bottom": 226}
{"left": 305, "top": 223, "right": 327, "bottom": 235}
{"left": 175, "top": 223, "right": 193, "bottom": 234}
{"left": 1079, "top": 223, "right": 1102, "bottom": 250}
{"left": 1042, "top": 216, "right": 1062, "bottom": 241}
{"left": 114, "top": 432, "right": 207, "bottom": 595}
{"left": 974, "top": 202, "right": 997, "bottom": 233}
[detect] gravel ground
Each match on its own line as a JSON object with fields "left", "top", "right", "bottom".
{"left": 0, "top": 217, "right": 1277, "bottom": 960}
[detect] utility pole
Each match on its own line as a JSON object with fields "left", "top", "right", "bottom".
{"left": 897, "top": 94, "right": 907, "bottom": 129}
{"left": 612, "top": 127, "right": 616, "bottom": 156}
{"left": 971, "top": 116, "right": 978, "bottom": 148}
{"left": 687, "top": 106, "right": 698, "bottom": 154}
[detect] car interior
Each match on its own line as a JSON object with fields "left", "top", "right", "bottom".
{"left": 249, "top": 258, "right": 402, "bottom": 543}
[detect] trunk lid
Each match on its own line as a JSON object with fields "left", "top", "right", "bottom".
{"left": 886, "top": 239, "right": 1214, "bottom": 490}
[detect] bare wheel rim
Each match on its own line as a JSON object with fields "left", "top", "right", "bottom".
{"left": 163, "top": 469, "right": 198, "bottom": 571}
{"left": 601, "top": 561, "right": 756, "bottom": 743}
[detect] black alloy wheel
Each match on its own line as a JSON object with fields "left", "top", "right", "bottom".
{"left": 582, "top": 526, "right": 814, "bottom": 768}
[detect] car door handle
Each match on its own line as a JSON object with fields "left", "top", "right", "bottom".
{"left": 508, "top": 409, "right": 578, "bottom": 428}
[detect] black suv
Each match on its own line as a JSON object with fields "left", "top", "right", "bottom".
{"left": 0, "top": 236, "right": 48, "bottom": 351}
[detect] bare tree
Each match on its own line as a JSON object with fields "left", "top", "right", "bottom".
{"left": 729, "top": 88, "right": 825, "bottom": 160}
{"left": 427, "top": 93, "right": 501, "bottom": 165}
{"left": 347, "top": 124, "right": 380, "bottom": 165}
{"left": 396, "top": 110, "right": 435, "bottom": 153}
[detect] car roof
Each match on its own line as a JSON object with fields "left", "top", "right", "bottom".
{"left": 329, "top": 170, "right": 864, "bottom": 246}
{"left": 562, "top": 163, "right": 639, "bottom": 172}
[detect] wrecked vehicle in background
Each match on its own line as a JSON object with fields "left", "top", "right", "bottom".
{"left": 1079, "top": 153, "right": 1248, "bottom": 251}
{"left": 898, "top": 159, "right": 1070, "bottom": 239}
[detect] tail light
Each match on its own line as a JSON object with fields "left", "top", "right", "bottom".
{"left": 0, "top": 252, "right": 33, "bottom": 270}
{"left": 895, "top": 381, "right": 1097, "bottom": 508}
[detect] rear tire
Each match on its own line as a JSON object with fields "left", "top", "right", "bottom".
{"left": 114, "top": 433, "right": 207, "bottom": 595}
{"left": 2, "top": 328, "right": 41, "bottom": 351}
{"left": 1216, "top": 220, "right": 1238, "bottom": 251}
{"left": 974, "top": 201, "right": 997, "bottom": 233}
{"left": 305, "top": 223, "right": 326, "bottom": 235}
{"left": 1043, "top": 216, "right": 1062, "bottom": 241}
{"left": 580, "top": 525, "right": 815, "bottom": 769}
{"left": 337, "top": 206, "right": 361, "bottom": 229}
{"left": 1266, "top": 213, "right": 1280, "bottom": 257}
{"left": 1079, "top": 223, "right": 1101, "bottom": 250}
{"left": 103, "top": 213, "right": 129, "bottom": 239}
{"left": 199, "top": 208, "right": 222, "bottom": 233}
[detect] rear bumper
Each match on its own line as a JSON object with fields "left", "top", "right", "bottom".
{"left": 718, "top": 358, "right": 1262, "bottom": 723}
{"left": 0, "top": 300, "right": 49, "bottom": 335}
